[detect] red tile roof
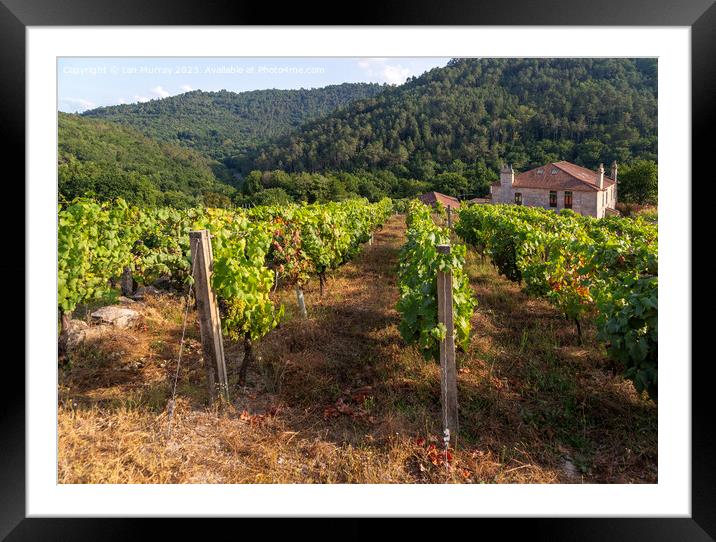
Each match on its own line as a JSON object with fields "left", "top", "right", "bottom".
{"left": 467, "top": 197, "right": 491, "bottom": 204}
{"left": 417, "top": 192, "right": 461, "bottom": 209}
{"left": 511, "top": 161, "right": 615, "bottom": 192}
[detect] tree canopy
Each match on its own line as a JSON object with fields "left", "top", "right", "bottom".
{"left": 235, "top": 59, "right": 657, "bottom": 179}
{"left": 617, "top": 159, "right": 658, "bottom": 205}
{"left": 82, "top": 83, "right": 386, "bottom": 160}
{"left": 58, "top": 113, "right": 235, "bottom": 207}
{"left": 59, "top": 59, "right": 659, "bottom": 206}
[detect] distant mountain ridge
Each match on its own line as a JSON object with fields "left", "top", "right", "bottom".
{"left": 60, "top": 59, "right": 658, "bottom": 207}
{"left": 81, "top": 83, "right": 387, "bottom": 160}
{"left": 234, "top": 58, "right": 658, "bottom": 175}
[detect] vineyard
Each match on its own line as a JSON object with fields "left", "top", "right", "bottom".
{"left": 57, "top": 198, "right": 657, "bottom": 484}
{"left": 59, "top": 197, "right": 393, "bottom": 380}
{"left": 455, "top": 205, "right": 658, "bottom": 399}
{"left": 397, "top": 200, "right": 476, "bottom": 359}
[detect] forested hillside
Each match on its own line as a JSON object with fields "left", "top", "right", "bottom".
{"left": 61, "top": 59, "right": 658, "bottom": 205}
{"left": 238, "top": 59, "right": 657, "bottom": 179}
{"left": 82, "top": 83, "right": 386, "bottom": 160}
{"left": 58, "top": 113, "right": 235, "bottom": 207}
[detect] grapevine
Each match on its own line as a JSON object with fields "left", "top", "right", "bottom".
{"left": 397, "top": 200, "right": 477, "bottom": 360}
{"left": 456, "top": 203, "right": 658, "bottom": 399}
{"left": 58, "top": 197, "right": 393, "bottom": 382}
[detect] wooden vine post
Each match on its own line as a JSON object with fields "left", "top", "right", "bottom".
{"left": 447, "top": 205, "right": 452, "bottom": 229}
{"left": 189, "top": 230, "right": 229, "bottom": 404}
{"left": 120, "top": 266, "right": 134, "bottom": 297}
{"left": 436, "top": 244, "right": 459, "bottom": 445}
{"left": 295, "top": 285, "right": 308, "bottom": 318}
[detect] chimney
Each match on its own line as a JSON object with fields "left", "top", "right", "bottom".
{"left": 597, "top": 163, "right": 604, "bottom": 190}
{"left": 500, "top": 163, "right": 514, "bottom": 186}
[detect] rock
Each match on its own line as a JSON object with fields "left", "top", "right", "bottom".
{"left": 90, "top": 305, "right": 140, "bottom": 329}
{"left": 65, "top": 318, "right": 88, "bottom": 334}
{"left": 117, "top": 296, "right": 136, "bottom": 304}
{"left": 132, "top": 285, "right": 161, "bottom": 300}
{"left": 64, "top": 320, "right": 112, "bottom": 350}
{"left": 562, "top": 458, "right": 580, "bottom": 480}
{"left": 153, "top": 275, "right": 173, "bottom": 290}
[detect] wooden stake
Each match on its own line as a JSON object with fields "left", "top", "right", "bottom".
{"left": 60, "top": 311, "right": 71, "bottom": 336}
{"left": 436, "top": 244, "right": 458, "bottom": 445}
{"left": 319, "top": 273, "right": 326, "bottom": 297}
{"left": 295, "top": 285, "right": 307, "bottom": 318}
{"left": 120, "top": 266, "right": 134, "bottom": 297}
{"left": 447, "top": 205, "right": 452, "bottom": 229}
{"left": 190, "top": 230, "right": 229, "bottom": 403}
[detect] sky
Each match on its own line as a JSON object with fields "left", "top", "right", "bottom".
{"left": 57, "top": 57, "right": 452, "bottom": 113}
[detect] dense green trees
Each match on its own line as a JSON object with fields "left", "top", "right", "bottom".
{"left": 234, "top": 169, "right": 434, "bottom": 205}
{"left": 432, "top": 172, "right": 469, "bottom": 197}
{"left": 82, "top": 84, "right": 386, "bottom": 160}
{"left": 617, "top": 159, "right": 658, "bottom": 205}
{"left": 235, "top": 59, "right": 657, "bottom": 181}
{"left": 60, "top": 59, "right": 659, "bottom": 207}
{"left": 58, "top": 113, "right": 235, "bottom": 207}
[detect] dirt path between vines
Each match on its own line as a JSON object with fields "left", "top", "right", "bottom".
{"left": 58, "top": 214, "right": 656, "bottom": 484}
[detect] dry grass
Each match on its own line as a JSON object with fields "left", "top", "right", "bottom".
{"left": 456, "top": 251, "right": 657, "bottom": 483}
{"left": 58, "top": 215, "right": 656, "bottom": 484}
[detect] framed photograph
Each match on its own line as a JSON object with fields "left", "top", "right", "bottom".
{"left": 6, "top": 0, "right": 713, "bottom": 538}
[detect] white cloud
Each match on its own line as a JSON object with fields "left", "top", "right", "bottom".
{"left": 151, "top": 85, "right": 170, "bottom": 98}
{"left": 134, "top": 95, "right": 151, "bottom": 103}
{"left": 356, "top": 58, "right": 413, "bottom": 85}
{"left": 117, "top": 97, "right": 128, "bottom": 105}
{"left": 382, "top": 64, "right": 411, "bottom": 85}
{"left": 60, "top": 97, "right": 96, "bottom": 112}
{"left": 180, "top": 84, "right": 193, "bottom": 92}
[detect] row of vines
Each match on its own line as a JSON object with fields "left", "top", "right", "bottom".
{"left": 58, "top": 197, "right": 393, "bottom": 378}
{"left": 396, "top": 200, "right": 477, "bottom": 360}
{"left": 455, "top": 204, "right": 658, "bottom": 399}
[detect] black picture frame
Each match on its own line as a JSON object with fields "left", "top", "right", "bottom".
{"left": 5, "top": 0, "right": 712, "bottom": 538}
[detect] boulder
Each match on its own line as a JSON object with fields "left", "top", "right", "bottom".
{"left": 562, "top": 458, "right": 581, "bottom": 480}
{"left": 153, "top": 274, "right": 173, "bottom": 290}
{"left": 132, "top": 285, "right": 161, "bottom": 300}
{"left": 90, "top": 305, "right": 140, "bottom": 329}
{"left": 63, "top": 320, "right": 112, "bottom": 350}
{"left": 64, "top": 319, "right": 88, "bottom": 334}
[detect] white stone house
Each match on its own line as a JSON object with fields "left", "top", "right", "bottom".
{"left": 489, "top": 161, "right": 618, "bottom": 218}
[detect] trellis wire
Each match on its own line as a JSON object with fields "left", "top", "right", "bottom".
{"left": 167, "top": 255, "right": 198, "bottom": 438}
{"left": 440, "top": 267, "right": 451, "bottom": 475}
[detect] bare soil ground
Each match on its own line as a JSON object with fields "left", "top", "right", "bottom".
{"left": 58, "top": 215, "right": 656, "bottom": 484}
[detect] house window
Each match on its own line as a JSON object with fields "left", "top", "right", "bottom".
{"left": 564, "top": 191, "right": 572, "bottom": 209}
{"left": 514, "top": 192, "right": 522, "bottom": 205}
{"left": 549, "top": 191, "right": 557, "bottom": 207}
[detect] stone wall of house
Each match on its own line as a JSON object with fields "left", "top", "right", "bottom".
{"left": 596, "top": 184, "right": 617, "bottom": 217}
{"left": 490, "top": 185, "right": 603, "bottom": 217}
{"left": 596, "top": 187, "right": 605, "bottom": 218}
{"left": 519, "top": 188, "right": 599, "bottom": 217}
